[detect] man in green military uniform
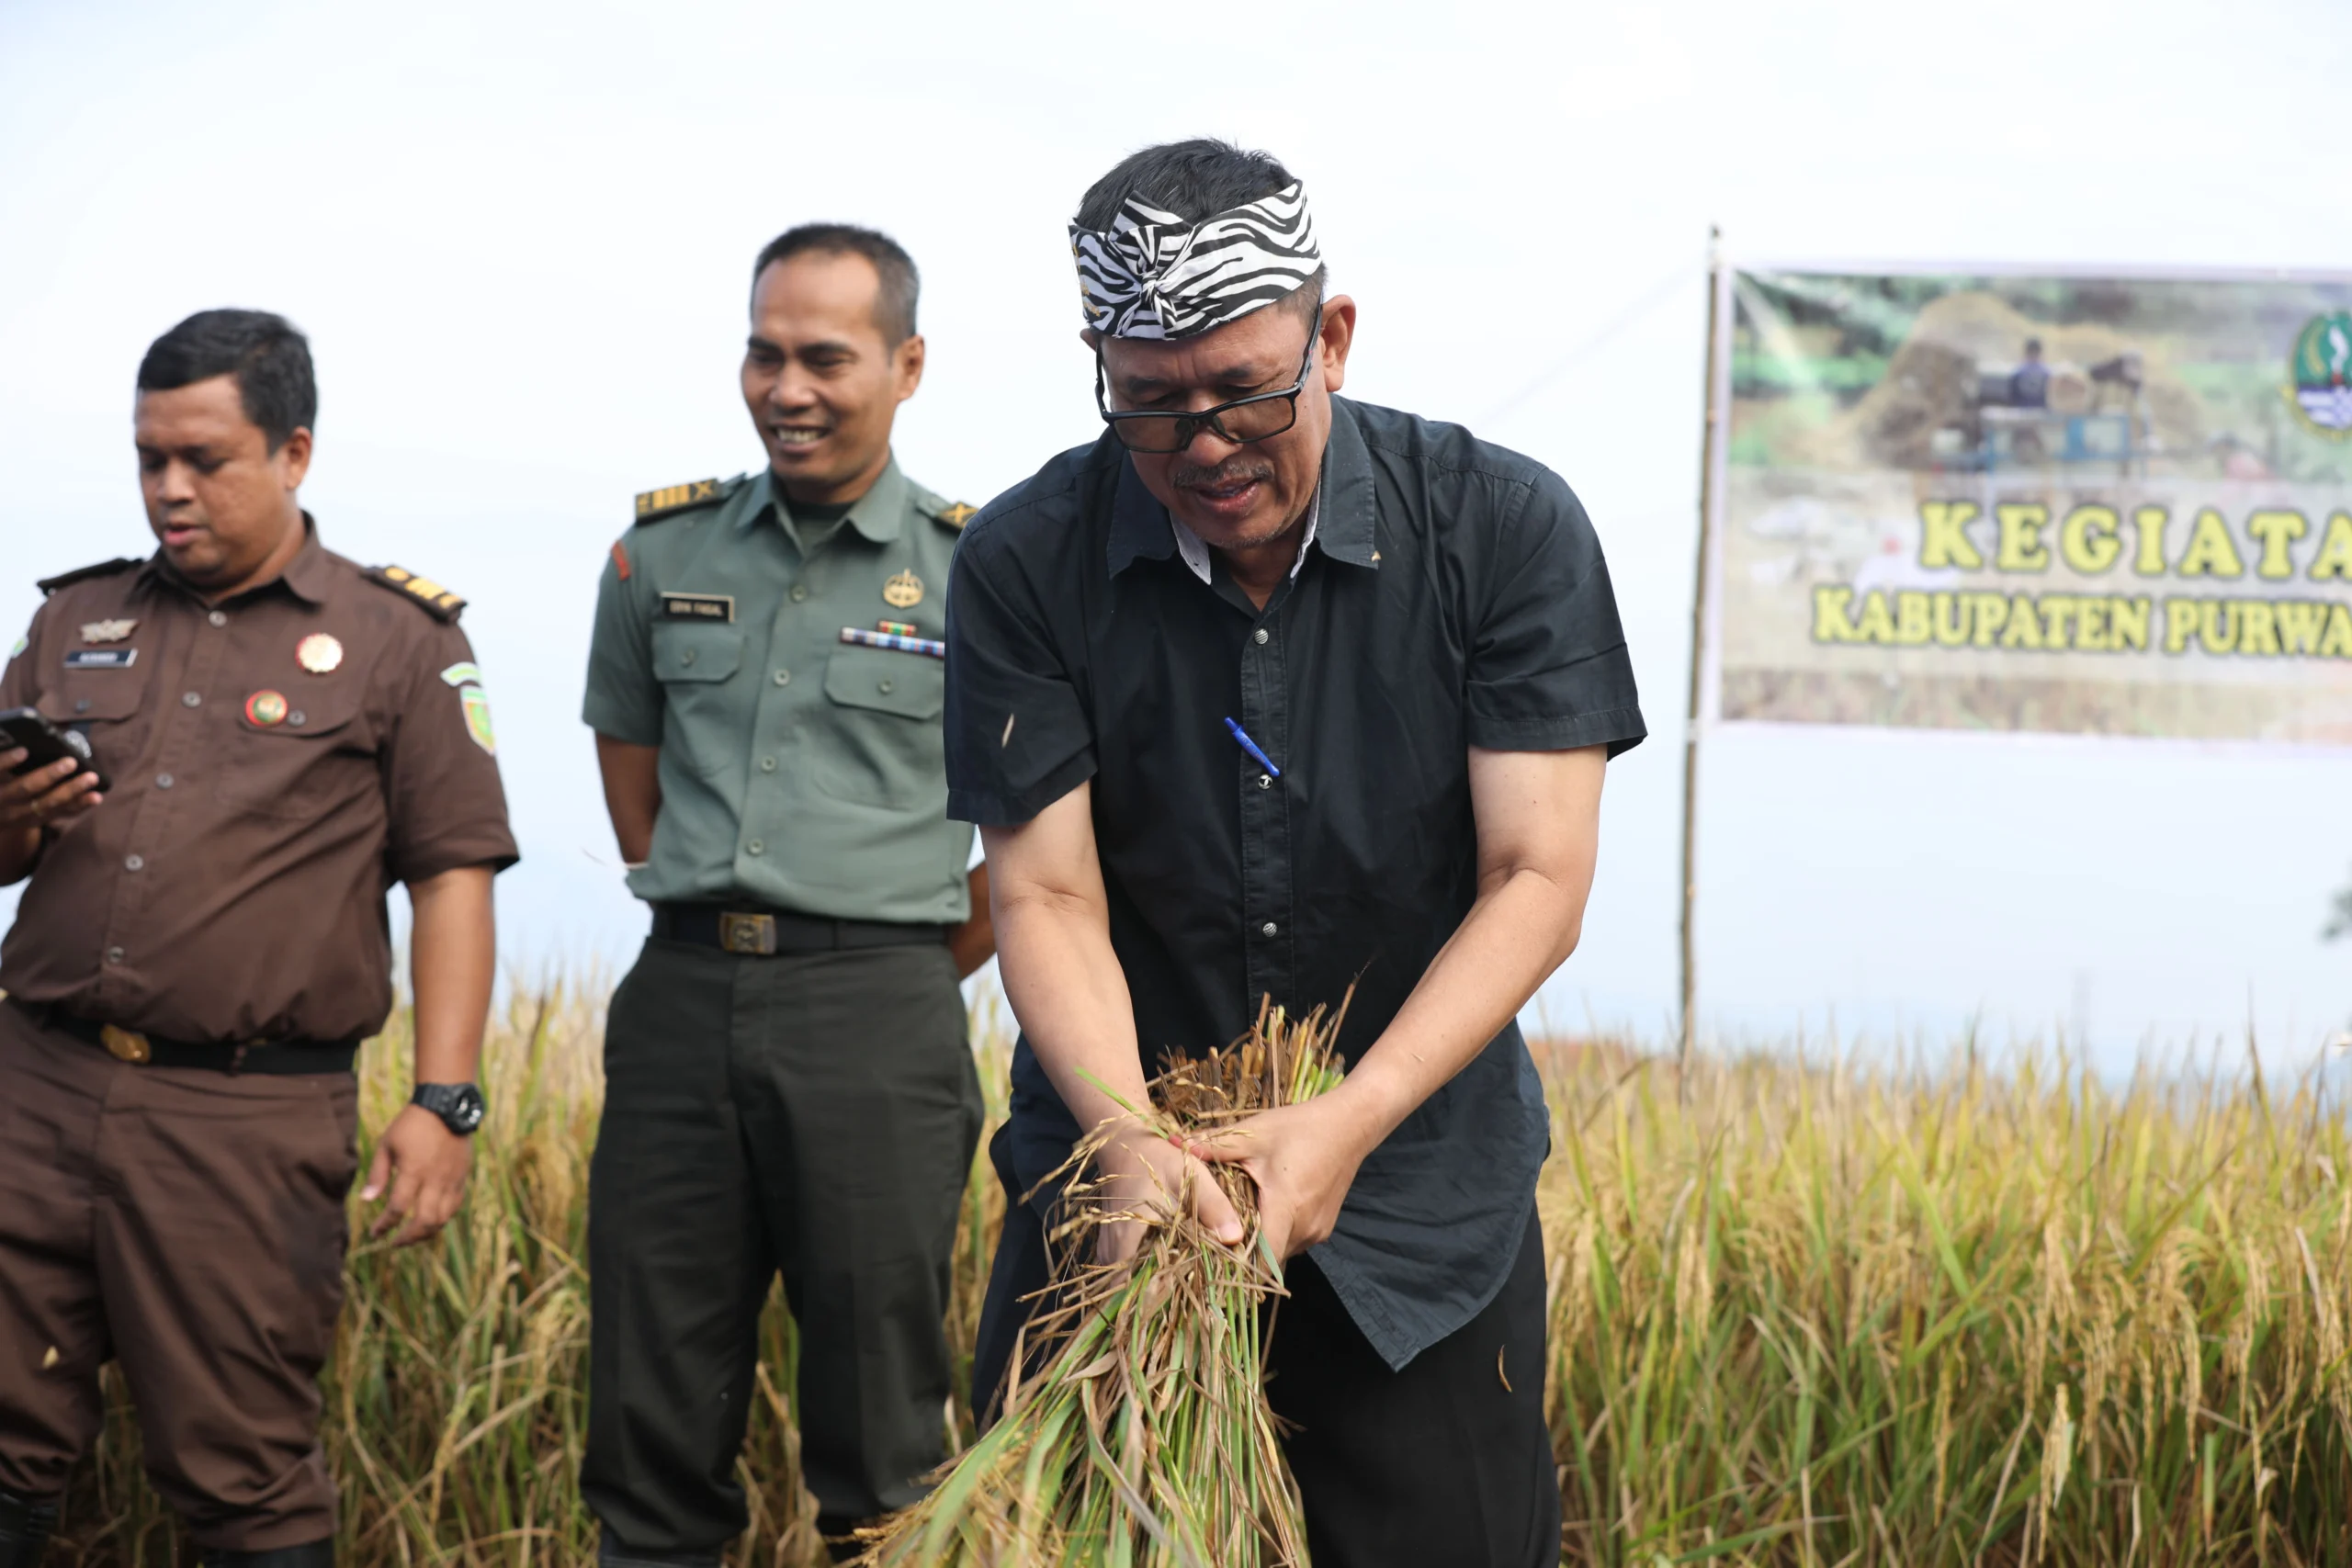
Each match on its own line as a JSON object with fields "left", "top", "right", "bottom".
{"left": 580, "top": 224, "right": 990, "bottom": 1565}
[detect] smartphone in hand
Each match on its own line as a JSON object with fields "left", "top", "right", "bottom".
{"left": 0, "top": 706, "right": 110, "bottom": 795}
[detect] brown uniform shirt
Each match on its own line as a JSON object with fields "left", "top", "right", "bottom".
{"left": 0, "top": 523, "right": 518, "bottom": 1044}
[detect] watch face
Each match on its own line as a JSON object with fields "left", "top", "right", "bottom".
{"left": 420, "top": 1083, "right": 487, "bottom": 1134}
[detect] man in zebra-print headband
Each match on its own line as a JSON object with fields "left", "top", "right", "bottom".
{"left": 1070, "top": 176, "right": 1321, "bottom": 342}
{"left": 1065, "top": 142, "right": 1347, "bottom": 579}
{"left": 952, "top": 138, "right": 1645, "bottom": 1567}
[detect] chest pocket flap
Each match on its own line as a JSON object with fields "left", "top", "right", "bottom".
{"left": 822, "top": 644, "right": 944, "bottom": 719}
{"left": 650, "top": 623, "right": 745, "bottom": 683}
{"left": 39, "top": 668, "right": 149, "bottom": 726}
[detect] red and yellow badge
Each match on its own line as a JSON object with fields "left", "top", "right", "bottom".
{"left": 245, "top": 689, "right": 288, "bottom": 727}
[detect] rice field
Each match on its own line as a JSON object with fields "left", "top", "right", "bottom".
{"left": 46, "top": 985, "right": 2352, "bottom": 1566}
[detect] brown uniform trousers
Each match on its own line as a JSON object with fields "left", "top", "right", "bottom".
{"left": 0, "top": 1005, "right": 358, "bottom": 1550}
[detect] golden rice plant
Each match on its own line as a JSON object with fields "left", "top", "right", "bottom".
{"left": 47, "top": 979, "right": 2352, "bottom": 1566}
{"left": 854, "top": 998, "right": 1349, "bottom": 1568}
{"left": 1537, "top": 1036, "right": 2352, "bottom": 1566}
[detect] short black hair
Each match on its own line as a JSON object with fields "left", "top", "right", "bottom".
{"left": 136, "top": 309, "right": 316, "bottom": 451}
{"left": 1075, "top": 139, "right": 1327, "bottom": 319}
{"left": 2024, "top": 337, "right": 2044, "bottom": 355}
{"left": 751, "top": 223, "right": 920, "bottom": 345}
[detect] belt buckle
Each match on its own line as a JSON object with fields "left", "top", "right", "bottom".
{"left": 99, "top": 1024, "right": 153, "bottom": 1064}
{"left": 718, "top": 912, "right": 777, "bottom": 955}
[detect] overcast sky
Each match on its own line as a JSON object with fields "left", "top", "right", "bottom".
{"left": 4, "top": 0, "right": 2348, "bottom": 1066}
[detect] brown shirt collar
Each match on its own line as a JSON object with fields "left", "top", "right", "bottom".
{"left": 134, "top": 513, "right": 334, "bottom": 607}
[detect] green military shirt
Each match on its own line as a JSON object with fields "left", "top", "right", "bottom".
{"left": 582, "top": 457, "right": 977, "bottom": 924}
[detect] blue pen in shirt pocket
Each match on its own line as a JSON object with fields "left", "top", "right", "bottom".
{"left": 1223, "top": 716, "right": 1280, "bottom": 778}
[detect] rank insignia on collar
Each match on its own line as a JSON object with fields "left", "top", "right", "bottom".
{"left": 636, "top": 478, "right": 722, "bottom": 522}
{"left": 882, "top": 570, "right": 925, "bottom": 609}
{"left": 364, "top": 565, "right": 467, "bottom": 622}
{"left": 936, "top": 501, "right": 978, "bottom": 529}
{"left": 80, "top": 619, "right": 136, "bottom": 644}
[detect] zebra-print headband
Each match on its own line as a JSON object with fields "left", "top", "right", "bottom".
{"left": 1069, "top": 181, "right": 1320, "bottom": 341}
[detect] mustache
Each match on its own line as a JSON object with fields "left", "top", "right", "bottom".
{"left": 1170, "top": 457, "right": 1274, "bottom": 490}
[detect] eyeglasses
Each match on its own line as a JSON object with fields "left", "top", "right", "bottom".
{"left": 1093, "top": 308, "right": 1322, "bottom": 454}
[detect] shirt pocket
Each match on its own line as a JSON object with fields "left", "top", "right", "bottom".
{"left": 35, "top": 663, "right": 157, "bottom": 788}
{"left": 810, "top": 644, "right": 946, "bottom": 809}
{"left": 217, "top": 683, "right": 376, "bottom": 821}
{"left": 650, "top": 623, "right": 747, "bottom": 780}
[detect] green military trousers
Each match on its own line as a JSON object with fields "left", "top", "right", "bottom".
{"left": 581, "top": 935, "right": 982, "bottom": 1562}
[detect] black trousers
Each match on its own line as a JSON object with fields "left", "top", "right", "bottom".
{"left": 581, "top": 937, "right": 982, "bottom": 1558}
{"left": 972, "top": 1129, "right": 1560, "bottom": 1568}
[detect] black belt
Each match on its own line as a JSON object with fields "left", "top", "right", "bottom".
{"left": 650, "top": 902, "right": 946, "bottom": 957}
{"left": 7, "top": 997, "right": 360, "bottom": 1076}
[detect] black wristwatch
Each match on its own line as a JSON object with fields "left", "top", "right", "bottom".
{"left": 413, "top": 1082, "right": 486, "bottom": 1135}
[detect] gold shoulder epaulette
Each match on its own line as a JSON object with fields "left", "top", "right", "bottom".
{"left": 364, "top": 564, "right": 466, "bottom": 622}
{"left": 931, "top": 500, "right": 979, "bottom": 531}
{"left": 634, "top": 476, "right": 732, "bottom": 525}
{"left": 36, "top": 558, "right": 141, "bottom": 596}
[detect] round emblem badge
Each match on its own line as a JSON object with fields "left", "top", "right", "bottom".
{"left": 296, "top": 633, "right": 344, "bottom": 673}
{"left": 2290, "top": 311, "right": 2352, "bottom": 438}
{"left": 882, "top": 570, "right": 925, "bottom": 609}
{"left": 245, "top": 689, "right": 288, "bottom": 727}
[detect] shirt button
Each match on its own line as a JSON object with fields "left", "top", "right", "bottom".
{"left": 106, "top": 946, "right": 124, "bottom": 964}
{"left": 1261, "top": 921, "right": 1278, "bottom": 937}
{"left": 155, "top": 773, "right": 174, "bottom": 789}
{"left": 790, "top": 584, "right": 809, "bottom": 603}
{"left": 1253, "top": 627, "right": 1270, "bottom": 645}
{"left": 182, "top": 692, "right": 201, "bottom": 707}
{"left": 74, "top": 699, "right": 90, "bottom": 714}
{"left": 774, "top": 669, "right": 791, "bottom": 686}
{"left": 681, "top": 648, "right": 697, "bottom": 665}
{"left": 877, "top": 678, "right": 894, "bottom": 694}
{"left": 759, "top": 756, "right": 777, "bottom": 773}
{"left": 209, "top": 611, "right": 227, "bottom": 628}
{"left": 747, "top": 840, "right": 765, "bottom": 855}
{"left": 288, "top": 711, "right": 306, "bottom": 727}
{"left": 1258, "top": 773, "right": 1272, "bottom": 789}
{"left": 124, "top": 854, "right": 143, "bottom": 872}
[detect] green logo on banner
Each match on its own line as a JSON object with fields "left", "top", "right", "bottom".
{"left": 2289, "top": 310, "right": 2352, "bottom": 437}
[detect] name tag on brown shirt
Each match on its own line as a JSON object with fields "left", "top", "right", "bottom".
{"left": 64, "top": 649, "right": 137, "bottom": 669}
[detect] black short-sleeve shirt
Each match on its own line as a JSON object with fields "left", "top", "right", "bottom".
{"left": 944, "top": 396, "right": 1645, "bottom": 1369}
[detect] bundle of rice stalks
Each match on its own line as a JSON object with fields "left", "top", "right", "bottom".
{"left": 854, "top": 998, "right": 1349, "bottom": 1568}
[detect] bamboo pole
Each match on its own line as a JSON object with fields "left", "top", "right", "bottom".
{"left": 1679, "top": 230, "right": 1726, "bottom": 1085}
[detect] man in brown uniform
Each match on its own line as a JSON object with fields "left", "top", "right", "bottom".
{"left": 0, "top": 310, "right": 518, "bottom": 1567}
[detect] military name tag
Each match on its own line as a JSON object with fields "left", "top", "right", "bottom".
{"left": 660, "top": 592, "right": 735, "bottom": 623}
{"left": 65, "top": 649, "right": 136, "bottom": 669}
